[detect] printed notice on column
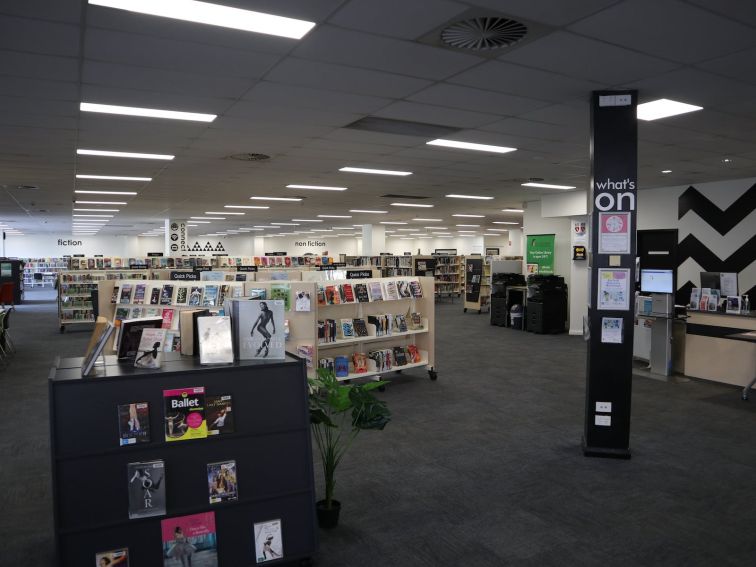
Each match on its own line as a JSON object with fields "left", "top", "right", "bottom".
{"left": 598, "top": 212, "right": 631, "bottom": 254}
{"left": 598, "top": 269, "right": 630, "bottom": 311}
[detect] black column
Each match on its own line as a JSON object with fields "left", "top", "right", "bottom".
{"left": 583, "top": 90, "right": 638, "bottom": 459}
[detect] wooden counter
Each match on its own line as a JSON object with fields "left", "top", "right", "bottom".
{"left": 685, "top": 311, "right": 756, "bottom": 387}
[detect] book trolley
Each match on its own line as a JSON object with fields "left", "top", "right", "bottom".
{"left": 49, "top": 355, "right": 318, "bottom": 566}
{"left": 463, "top": 257, "right": 492, "bottom": 314}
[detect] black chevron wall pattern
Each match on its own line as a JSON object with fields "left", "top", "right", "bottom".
{"left": 676, "top": 182, "right": 756, "bottom": 303}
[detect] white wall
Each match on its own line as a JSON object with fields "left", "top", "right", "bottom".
{"left": 4, "top": 235, "right": 144, "bottom": 258}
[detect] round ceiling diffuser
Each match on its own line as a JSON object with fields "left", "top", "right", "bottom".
{"left": 441, "top": 17, "right": 527, "bottom": 51}
{"left": 228, "top": 153, "right": 270, "bottom": 161}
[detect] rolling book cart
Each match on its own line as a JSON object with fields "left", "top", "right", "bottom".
{"left": 463, "top": 257, "right": 492, "bottom": 314}
{"left": 49, "top": 354, "right": 318, "bottom": 566}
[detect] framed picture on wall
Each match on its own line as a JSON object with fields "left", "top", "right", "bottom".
{"left": 485, "top": 247, "right": 500, "bottom": 255}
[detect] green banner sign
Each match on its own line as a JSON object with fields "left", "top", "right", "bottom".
{"left": 526, "top": 234, "right": 555, "bottom": 275}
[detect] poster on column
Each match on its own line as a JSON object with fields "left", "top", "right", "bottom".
{"left": 525, "top": 234, "right": 555, "bottom": 275}
{"left": 598, "top": 212, "right": 630, "bottom": 254}
{"left": 597, "top": 269, "right": 630, "bottom": 311}
{"left": 572, "top": 219, "right": 588, "bottom": 245}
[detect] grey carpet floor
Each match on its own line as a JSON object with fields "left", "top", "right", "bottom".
{"left": 1, "top": 291, "right": 755, "bottom": 566}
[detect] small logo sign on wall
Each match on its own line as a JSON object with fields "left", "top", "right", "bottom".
{"left": 573, "top": 246, "right": 587, "bottom": 260}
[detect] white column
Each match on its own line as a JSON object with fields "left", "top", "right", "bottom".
{"left": 361, "top": 224, "right": 385, "bottom": 256}
{"left": 252, "top": 236, "right": 266, "bottom": 256}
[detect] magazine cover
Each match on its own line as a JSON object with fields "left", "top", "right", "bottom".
{"left": 294, "top": 291, "right": 311, "bottom": 312}
{"left": 161, "top": 308, "right": 175, "bottom": 330}
{"left": 254, "top": 519, "right": 284, "bottom": 563}
{"left": 150, "top": 287, "right": 161, "bottom": 305}
{"left": 95, "top": 548, "right": 129, "bottom": 566}
{"left": 397, "top": 280, "right": 412, "bottom": 299}
{"left": 119, "top": 283, "right": 133, "bottom": 304}
{"left": 160, "top": 285, "right": 175, "bottom": 305}
{"left": 236, "top": 300, "right": 285, "bottom": 360}
{"left": 354, "top": 283, "right": 370, "bottom": 303}
{"left": 368, "top": 282, "right": 383, "bottom": 301}
{"left": 409, "top": 280, "right": 423, "bottom": 298}
{"left": 161, "top": 512, "right": 218, "bottom": 567}
{"left": 383, "top": 281, "right": 399, "bottom": 300}
{"left": 163, "top": 386, "right": 208, "bottom": 442}
{"left": 134, "top": 284, "right": 146, "bottom": 304}
{"left": 206, "top": 395, "right": 234, "bottom": 435}
{"left": 176, "top": 287, "right": 188, "bottom": 305}
{"left": 127, "top": 460, "right": 166, "bottom": 519}
{"left": 111, "top": 286, "right": 120, "bottom": 304}
{"left": 270, "top": 283, "right": 291, "bottom": 311}
{"left": 203, "top": 285, "right": 219, "bottom": 306}
{"left": 188, "top": 286, "right": 203, "bottom": 306}
{"left": 342, "top": 283, "right": 355, "bottom": 303}
{"left": 134, "top": 328, "right": 168, "bottom": 369}
{"left": 118, "top": 402, "right": 150, "bottom": 446}
{"left": 207, "top": 460, "right": 238, "bottom": 504}
{"left": 197, "top": 316, "right": 234, "bottom": 364}
{"left": 130, "top": 306, "right": 143, "bottom": 319}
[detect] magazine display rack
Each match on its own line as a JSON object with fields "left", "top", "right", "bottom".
{"left": 243, "top": 276, "right": 437, "bottom": 381}
{"left": 463, "top": 257, "right": 492, "bottom": 314}
{"left": 58, "top": 270, "right": 149, "bottom": 332}
{"left": 49, "top": 355, "right": 317, "bottom": 566}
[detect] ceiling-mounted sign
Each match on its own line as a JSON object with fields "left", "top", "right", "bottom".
{"left": 169, "top": 220, "right": 188, "bottom": 253}
{"left": 237, "top": 266, "right": 258, "bottom": 272}
{"left": 170, "top": 271, "right": 200, "bottom": 281}
{"left": 147, "top": 252, "right": 164, "bottom": 257}
{"left": 346, "top": 269, "right": 372, "bottom": 279}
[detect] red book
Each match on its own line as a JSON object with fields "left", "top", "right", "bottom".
{"left": 161, "top": 308, "right": 174, "bottom": 329}
{"left": 342, "top": 284, "right": 355, "bottom": 303}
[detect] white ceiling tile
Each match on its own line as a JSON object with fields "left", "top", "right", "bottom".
{"left": 0, "top": 77, "right": 79, "bottom": 101}
{"left": 241, "top": 81, "right": 391, "bottom": 114}
{"left": 372, "top": 100, "right": 501, "bottom": 129}
{"left": 463, "top": 0, "right": 621, "bottom": 26}
{"left": 696, "top": 47, "right": 756, "bottom": 86}
{"left": 407, "top": 83, "right": 549, "bottom": 116}
{"left": 84, "top": 28, "right": 282, "bottom": 78}
{"left": 0, "top": 0, "right": 82, "bottom": 23}
{"left": 0, "top": 16, "right": 80, "bottom": 57}
{"left": 291, "top": 25, "right": 483, "bottom": 80}
{"left": 498, "top": 31, "right": 680, "bottom": 84}
{"left": 265, "top": 57, "right": 432, "bottom": 98}
{"left": 0, "top": 50, "right": 79, "bottom": 82}
{"left": 328, "top": 0, "right": 468, "bottom": 40}
{"left": 568, "top": 0, "right": 756, "bottom": 64}
{"left": 686, "top": 0, "right": 756, "bottom": 27}
{"left": 625, "top": 68, "right": 756, "bottom": 108}
{"left": 224, "top": 100, "right": 360, "bottom": 127}
{"left": 0, "top": 111, "right": 77, "bottom": 130}
{"left": 518, "top": 101, "right": 589, "bottom": 128}
{"left": 481, "top": 117, "right": 587, "bottom": 142}
{"left": 449, "top": 60, "right": 604, "bottom": 101}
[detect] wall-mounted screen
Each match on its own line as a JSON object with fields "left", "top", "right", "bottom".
{"left": 640, "top": 269, "right": 674, "bottom": 294}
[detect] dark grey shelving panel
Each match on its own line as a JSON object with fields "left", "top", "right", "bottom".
{"left": 49, "top": 354, "right": 317, "bottom": 566}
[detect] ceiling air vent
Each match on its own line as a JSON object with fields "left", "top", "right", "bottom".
{"left": 380, "top": 194, "right": 429, "bottom": 200}
{"left": 228, "top": 153, "right": 270, "bottom": 161}
{"left": 441, "top": 17, "right": 527, "bottom": 51}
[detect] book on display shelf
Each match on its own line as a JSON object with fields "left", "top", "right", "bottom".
{"left": 383, "top": 280, "right": 399, "bottom": 300}
{"left": 254, "top": 519, "right": 284, "bottom": 564}
{"left": 352, "top": 318, "right": 369, "bottom": 337}
{"left": 334, "top": 355, "right": 349, "bottom": 377}
{"left": 149, "top": 287, "right": 161, "bottom": 305}
{"left": 119, "top": 283, "right": 133, "bottom": 304}
{"left": 270, "top": 283, "right": 291, "bottom": 311}
{"left": 197, "top": 316, "right": 234, "bottom": 365}
{"left": 111, "top": 286, "right": 120, "bottom": 304}
{"left": 131, "top": 306, "right": 143, "bottom": 319}
{"left": 394, "top": 314, "right": 408, "bottom": 332}
{"left": 342, "top": 283, "right": 355, "bottom": 303}
{"left": 324, "top": 285, "right": 340, "bottom": 305}
{"left": 397, "top": 280, "right": 412, "bottom": 299}
{"left": 145, "top": 307, "right": 162, "bottom": 318}
{"left": 407, "top": 310, "right": 424, "bottom": 330}
{"left": 368, "top": 282, "right": 383, "bottom": 301}
{"left": 203, "top": 285, "right": 219, "bottom": 307}
{"left": 295, "top": 290, "right": 311, "bottom": 312}
{"left": 134, "top": 283, "right": 146, "bottom": 304}
{"left": 297, "top": 344, "right": 314, "bottom": 369}
{"left": 393, "top": 346, "right": 408, "bottom": 366}
{"left": 117, "top": 317, "right": 163, "bottom": 359}
{"left": 161, "top": 308, "right": 175, "bottom": 329}
{"left": 161, "top": 511, "right": 218, "bottom": 567}
{"left": 188, "top": 286, "right": 203, "bottom": 306}
{"left": 160, "top": 284, "right": 175, "bottom": 305}
{"left": 316, "top": 286, "right": 326, "bottom": 306}
{"left": 81, "top": 322, "right": 115, "bottom": 377}
{"left": 689, "top": 288, "right": 700, "bottom": 310}
{"left": 231, "top": 299, "right": 285, "bottom": 360}
{"left": 247, "top": 288, "right": 267, "bottom": 300}
{"left": 340, "top": 318, "right": 354, "bottom": 338}
{"left": 409, "top": 280, "right": 423, "bottom": 298}
{"left": 206, "top": 395, "right": 234, "bottom": 435}
{"left": 178, "top": 309, "right": 210, "bottom": 356}
{"left": 354, "top": 283, "right": 370, "bottom": 303}
{"left": 407, "top": 344, "right": 421, "bottom": 363}
{"left": 207, "top": 460, "right": 238, "bottom": 504}
{"left": 95, "top": 548, "right": 129, "bottom": 566}
{"left": 369, "top": 349, "right": 392, "bottom": 372}
{"left": 163, "top": 386, "right": 208, "bottom": 442}
{"left": 352, "top": 353, "right": 368, "bottom": 373}
{"left": 127, "top": 460, "right": 166, "bottom": 519}
{"left": 134, "top": 328, "right": 168, "bottom": 369}
{"left": 118, "top": 402, "right": 151, "bottom": 446}
{"left": 175, "top": 286, "right": 188, "bottom": 305}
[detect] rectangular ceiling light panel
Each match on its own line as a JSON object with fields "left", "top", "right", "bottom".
{"left": 80, "top": 102, "right": 216, "bottom": 122}
{"left": 427, "top": 139, "right": 517, "bottom": 154}
{"left": 636, "top": 99, "right": 703, "bottom": 121}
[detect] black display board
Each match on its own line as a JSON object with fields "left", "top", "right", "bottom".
{"left": 49, "top": 356, "right": 318, "bottom": 566}
{"left": 413, "top": 257, "right": 436, "bottom": 278}
{"left": 346, "top": 269, "right": 372, "bottom": 279}
{"left": 169, "top": 271, "right": 200, "bottom": 281}
{"left": 465, "top": 258, "right": 483, "bottom": 302}
{"left": 583, "top": 90, "right": 638, "bottom": 459}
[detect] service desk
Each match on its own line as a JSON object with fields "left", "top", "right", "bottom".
{"left": 684, "top": 311, "right": 756, "bottom": 387}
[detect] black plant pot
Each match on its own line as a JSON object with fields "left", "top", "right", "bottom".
{"left": 316, "top": 499, "right": 341, "bottom": 529}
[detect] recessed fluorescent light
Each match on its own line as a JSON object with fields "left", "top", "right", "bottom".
{"left": 637, "top": 98, "right": 703, "bottom": 121}
{"left": 487, "top": 229, "right": 509, "bottom": 232}
{"left": 77, "top": 148, "right": 174, "bottom": 160}
{"left": 286, "top": 184, "right": 347, "bottom": 191}
{"left": 413, "top": 218, "right": 442, "bottom": 221}
{"left": 396, "top": 229, "right": 416, "bottom": 232}
{"left": 291, "top": 219, "right": 322, "bottom": 223}
{"left": 74, "top": 208, "right": 120, "bottom": 212}
{"left": 75, "top": 200, "right": 128, "bottom": 205}
{"left": 311, "top": 229, "right": 333, "bottom": 232}
{"left": 224, "top": 205, "right": 269, "bottom": 209}
{"left": 206, "top": 211, "right": 244, "bottom": 215}
{"left": 250, "top": 196, "right": 302, "bottom": 202}
{"left": 427, "top": 139, "right": 517, "bottom": 154}
{"left": 380, "top": 221, "right": 408, "bottom": 225}
{"left": 339, "top": 167, "right": 412, "bottom": 176}
{"left": 337, "top": 234, "right": 356, "bottom": 236}
{"left": 501, "top": 208, "right": 524, "bottom": 213}
{"left": 349, "top": 209, "right": 388, "bottom": 214}
{"left": 272, "top": 223, "right": 299, "bottom": 226}
{"left": 331, "top": 226, "right": 355, "bottom": 230}
{"left": 76, "top": 174, "right": 152, "bottom": 181}
{"left": 521, "top": 182, "right": 575, "bottom": 190}
{"left": 75, "top": 190, "right": 137, "bottom": 195}
{"left": 452, "top": 214, "right": 485, "bottom": 218}
{"left": 191, "top": 216, "right": 225, "bottom": 220}
{"left": 238, "top": 228, "right": 263, "bottom": 231}
{"left": 425, "top": 226, "right": 447, "bottom": 229}
{"left": 661, "top": 170, "right": 672, "bottom": 174}
{"left": 89, "top": 0, "right": 315, "bottom": 39}
{"left": 390, "top": 203, "right": 434, "bottom": 208}
{"left": 80, "top": 102, "right": 216, "bottom": 122}
{"left": 73, "top": 214, "right": 113, "bottom": 217}
{"left": 456, "top": 224, "right": 479, "bottom": 227}
{"left": 187, "top": 224, "right": 199, "bottom": 227}
{"left": 445, "top": 194, "right": 494, "bottom": 200}
{"left": 317, "top": 215, "right": 352, "bottom": 218}
{"left": 492, "top": 221, "right": 519, "bottom": 225}
{"left": 191, "top": 221, "right": 212, "bottom": 224}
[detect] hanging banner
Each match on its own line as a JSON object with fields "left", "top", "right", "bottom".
{"left": 526, "top": 234, "right": 555, "bottom": 275}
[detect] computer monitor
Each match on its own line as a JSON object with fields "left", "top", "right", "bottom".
{"left": 640, "top": 269, "right": 674, "bottom": 294}
{"left": 700, "top": 271, "right": 721, "bottom": 291}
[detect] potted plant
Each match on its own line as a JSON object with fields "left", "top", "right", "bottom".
{"left": 308, "top": 368, "right": 391, "bottom": 528}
